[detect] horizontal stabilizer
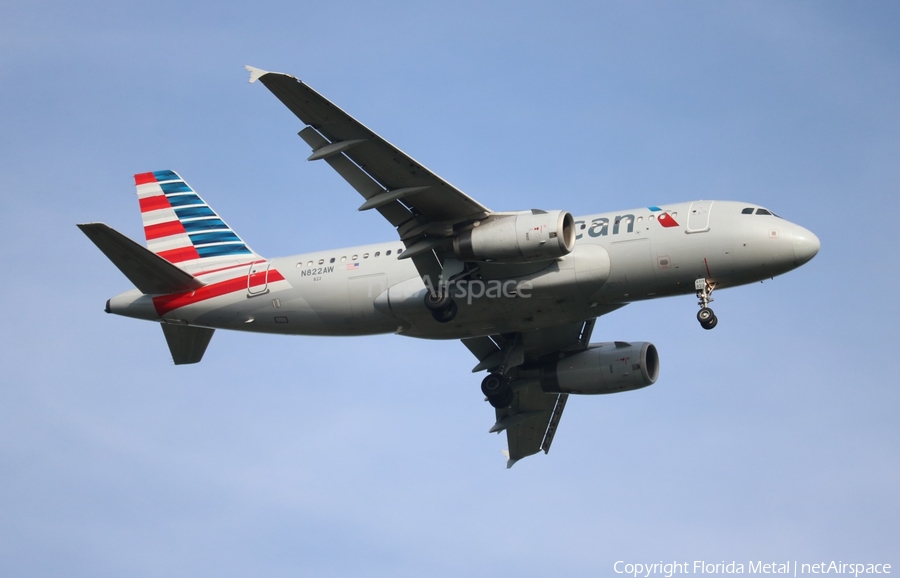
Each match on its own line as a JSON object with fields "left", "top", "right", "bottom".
{"left": 77, "top": 223, "right": 205, "bottom": 295}
{"left": 161, "top": 324, "right": 214, "bottom": 365}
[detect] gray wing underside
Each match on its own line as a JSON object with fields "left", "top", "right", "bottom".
{"left": 463, "top": 319, "right": 596, "bottom": 468}
{"left": 246, "top": 66, "right": 491, "bottom": 281}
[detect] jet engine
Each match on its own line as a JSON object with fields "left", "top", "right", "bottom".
{"left": 453, "top": 210, "right": 576, "bottom": 263}
{"left": 539, "top": 341, "right": 659, "bottom": 394}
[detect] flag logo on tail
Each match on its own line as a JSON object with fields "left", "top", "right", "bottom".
{"left": 134, "top": 170, "right": 257, "bottom": 270}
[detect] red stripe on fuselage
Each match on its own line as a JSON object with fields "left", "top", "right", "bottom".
{"left": 158, "top": 246, "right": 200, "bottom": 263}
{"left": 144, "top": 220, "right": 187, "bottom": 240}
{"left": 193, "top": 260, "right": 262, "bottom": 277}
{"left": 134, "top": 172, "right": 157, "bottom": 185}
{"left": 140, "top": 195, "right": 171, "bottom": 212}
{"left": 152, "top": 270, "right": 286, "bottom": 315}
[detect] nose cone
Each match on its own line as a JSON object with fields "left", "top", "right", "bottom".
{"left": 792, "top": 225, "right": 820, "bottom": 264}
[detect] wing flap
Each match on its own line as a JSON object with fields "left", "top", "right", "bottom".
{"left": 500, "top": 385, "right": 563, "bottom": 468}
{"left": 297, "top": 126, "right": 412, "bottom": 228}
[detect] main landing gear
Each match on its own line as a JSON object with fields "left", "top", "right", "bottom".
{"left": 424, "top": 288, "right": 457, "bottom": 323}
{"left": 424, "top": 264, "right": 482, "bottom": 324}
{"left": 695, "top": 278, "right": 718, "bottom": 330}
{"left": 481, "top": 373, "right": 514, "bottom": 409}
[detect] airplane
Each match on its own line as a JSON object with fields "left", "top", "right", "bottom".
{"left": 78, "top": 65, "right": 820, "bottom": 467}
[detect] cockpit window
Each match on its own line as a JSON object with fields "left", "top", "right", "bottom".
{"left": 742, "top": 208, "right": 754, "bottom": 214}
{"left": 756, "top": 209, "right": 772, "bottom": 216}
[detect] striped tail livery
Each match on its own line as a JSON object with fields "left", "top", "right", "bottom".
{"left": 134, "top": 170, "right": 259, "bottom": 272}
{"left": 78, "top": 170, "right": 288, "bottom": 365}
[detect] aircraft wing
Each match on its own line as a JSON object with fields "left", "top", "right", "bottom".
{"left": 247, "top": 66, "right": 491, "bottom": 280}
{"left": 462, "top": 319, "right": 596, "bottom": 468}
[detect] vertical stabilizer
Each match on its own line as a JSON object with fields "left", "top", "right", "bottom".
{"left": 134, "top": 170, "right": 261, "bottom": 274}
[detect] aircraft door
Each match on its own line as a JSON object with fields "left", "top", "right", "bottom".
{"left": 687, "top": 201, "right": 713, "bottom": 233}
{"left": 247, "top": 261, "right": 271, "bottom": 296}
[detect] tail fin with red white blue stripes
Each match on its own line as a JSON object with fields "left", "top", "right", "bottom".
{"left": 134, "top": 170, "right": 261, "bottom": 273}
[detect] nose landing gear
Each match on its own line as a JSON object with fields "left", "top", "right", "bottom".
{"left": 695, "top": 278, "right": 718, "bottom": 330}
{"left": 697, "top": 307, "right": 718, "bottom": 330}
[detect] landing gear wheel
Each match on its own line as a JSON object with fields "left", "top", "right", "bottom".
{"left": 695, "top": 278, "right": 719, "bottom": 329}
{"left": 424, "top": 290, "right": 452, "bottom": 311}
{"left": 425, "top": 288, "right": 457, "bottom": 323}
{"left": 430, "top": 299, "right": 457, "bottom": 323}
{"left": 481, "top": 373, "right": 505, "bottom": 396}
{"left": 488, "top": 389, "right": 514, "bottom": 409}
{"left": 481, "top": 373, "right": 514, "bottom": 409}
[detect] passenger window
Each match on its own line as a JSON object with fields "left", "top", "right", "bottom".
{"left": 352, "top": 254, "right": 358, "bottom": 260}
{"left": 330, "top": 257, "right": 335, "bottom": 263}
{"left": 386, "top": 250, "right": 392, "bottom": 256}
{"left": 318, "top": 259, "right": 324, "bottom": 265}
{"left": 756, "top": 209, "right": 771, "bottom": 216}
{"left": 307, "top": 260, "right": 313, "bottom": 267}
{"left": 363, "top": 253, "right": 369, "bottom": 259}
{"left": 341, "top": 256, "right": 346, "bottom": 262}
{"left": 742, "top": 208, "right": 754, "bottom": 214}
{"left": 398, "top": 248, "right": 403, "bottom": 254}
{"left": 375, "top": 252, "right": 381, "bottom": 257}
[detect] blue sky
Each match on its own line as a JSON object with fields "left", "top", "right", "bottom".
{"left": 1, "top": 1, "right": 898, "bottom": 576}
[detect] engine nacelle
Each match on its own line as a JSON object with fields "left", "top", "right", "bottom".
{"left": 540, "top": 341, "right": 659, "bottom": 394}
{"left": 453, "top": 210, "right": 576, "bottom": 263}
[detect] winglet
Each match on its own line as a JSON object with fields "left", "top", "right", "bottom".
{"left": 244, "top": 65, "right": 269, "bottom": 84}
{"left": 502, "top": 450, "right": 518, "bottom": 469}
{"left": 245, "top": 65, "right": 298, "bottom": 84}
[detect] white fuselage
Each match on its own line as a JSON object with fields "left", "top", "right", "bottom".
{"left": 107, "top": 200, "right": 819, "bottom": 340}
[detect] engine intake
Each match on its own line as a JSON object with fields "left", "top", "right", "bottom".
{"left": 540, "top": 341, "right": 659, "bottom": 395}
{"left": 453, "top": 210, "right": 575, "bottom": 263}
